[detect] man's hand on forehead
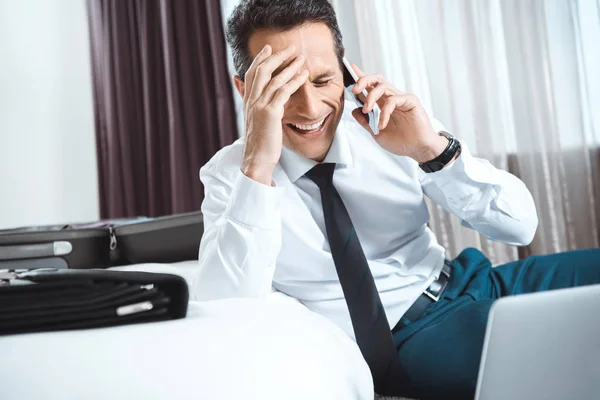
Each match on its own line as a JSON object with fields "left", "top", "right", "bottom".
{"left": 240, "top": 44, "right": 309, "bottom": 186}
{"left": 244, "top": 45, "right": 302, "bottom": 102}
{"left": 272, "top": 50, "right": 306, "bottom": 77}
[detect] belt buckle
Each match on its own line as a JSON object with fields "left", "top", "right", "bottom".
{"left": 424, "top": 264, "right": 450, "bottom": 302}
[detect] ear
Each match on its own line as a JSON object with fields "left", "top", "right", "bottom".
{"left": 233, "top": 75, "right": 245, "bottom": 99}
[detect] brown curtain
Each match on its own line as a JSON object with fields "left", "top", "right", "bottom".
{"left": 87, "top": 0, "right": 237, "bottom": 218}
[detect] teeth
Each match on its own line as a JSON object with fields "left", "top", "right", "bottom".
{"left": 291, "top": 117, "right": 326, "bottom": 131}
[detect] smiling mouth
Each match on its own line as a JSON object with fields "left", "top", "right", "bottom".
{"left": 287, "top": 113, "right": 331, "bottom": 135}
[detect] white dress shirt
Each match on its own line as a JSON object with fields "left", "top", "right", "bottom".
{"left": 194, "top": 104, "right": 538, "bottom": 339}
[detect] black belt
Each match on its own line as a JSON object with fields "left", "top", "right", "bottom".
{"left": 392, "top": 260, "right": 452, "bottom": 333}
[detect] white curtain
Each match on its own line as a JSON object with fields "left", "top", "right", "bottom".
{"left": 332, "top": 0, "right": 600, "bottom": 264}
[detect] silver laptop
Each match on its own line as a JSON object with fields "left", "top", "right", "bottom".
{"left": 475, "top": 284, "right": 600, "bottom": 400}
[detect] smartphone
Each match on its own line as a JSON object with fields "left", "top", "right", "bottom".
{"left": 341, "top": 57, "right": 380, "bottom": 135}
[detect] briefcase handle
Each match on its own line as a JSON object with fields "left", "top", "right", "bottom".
{"left": 0, "top": 242, "right": 72, "bottom": 261}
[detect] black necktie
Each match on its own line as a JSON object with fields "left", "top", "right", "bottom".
{"left": 305, "top": 163, "right": 416, "bottom": 397}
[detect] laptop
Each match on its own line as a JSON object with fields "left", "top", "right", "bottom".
{"left": 475, "top": 284, "right": 600, "bottom": 400}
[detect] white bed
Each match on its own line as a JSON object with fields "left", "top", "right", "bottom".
{"left": 0, "top": 261, "right": 378, "bottom": 400}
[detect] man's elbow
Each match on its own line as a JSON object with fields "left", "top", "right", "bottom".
{"left": 511, "top": 212, "right": 538, "bottom": 247}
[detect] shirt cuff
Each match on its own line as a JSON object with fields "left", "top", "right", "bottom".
{"left": 225, "top": 170, "right": 286, "bottom": 230}
{"left": 425, "top": 140, "right": 496, "bottom": 202}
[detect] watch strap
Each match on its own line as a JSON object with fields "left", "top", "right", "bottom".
{"left": 419, "top": 132, "right": 462, "bottom": 173}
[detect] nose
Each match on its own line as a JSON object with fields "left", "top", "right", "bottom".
{"left": 292, "top": 82, "right": 321, "bottom": 120}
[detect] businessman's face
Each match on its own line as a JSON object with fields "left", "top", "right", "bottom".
{"left": 244, "top": 23, "right": 345, "bottom": 162}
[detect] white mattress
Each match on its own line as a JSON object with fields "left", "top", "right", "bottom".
{"left": 0, "top": 261, "right": 374, "bottom": 400}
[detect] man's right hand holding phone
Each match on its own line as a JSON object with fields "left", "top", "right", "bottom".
{"left": 241, "top": 45, "right": 308, "bottom": 186}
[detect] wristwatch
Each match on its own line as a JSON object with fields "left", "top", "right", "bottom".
{"left": 419, "top": 131, "right": 462, "bottom": 173}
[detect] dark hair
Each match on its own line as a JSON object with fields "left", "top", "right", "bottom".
{"left": 226, "top": 0, "right": 344, "bottom": 78}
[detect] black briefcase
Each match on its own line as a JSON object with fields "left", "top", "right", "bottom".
{"left": 0, "top": 211, "right": 203, "bottom": 270}
{"left": 0, "top": 269, "right": 189, "bottom": 336}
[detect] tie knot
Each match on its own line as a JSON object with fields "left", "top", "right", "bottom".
{"left": 305, "top": 163, "right": 336, "bottom": 189}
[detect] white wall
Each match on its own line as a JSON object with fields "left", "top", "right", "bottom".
{"left": 0, "top": 0, "right": 99, "bottom": 229}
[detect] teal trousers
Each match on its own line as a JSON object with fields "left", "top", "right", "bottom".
{"left": 393, "top": 247, "right": 600, "bottom": 400}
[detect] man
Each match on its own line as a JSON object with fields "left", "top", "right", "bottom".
{"left": 195, "top": 0, "right": 600, "bottom": 398}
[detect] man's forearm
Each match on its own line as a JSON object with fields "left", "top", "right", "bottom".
{"left": 195, "top": 217, "right": 281, "bottom": 300}
{"left": 242, "top": 163, "right": 276, "bottom": 187}
{"left": 421, "top": 142, "right": 538, "bottom": 246}
{"left": 194, "top": 168, "right": 285, "bottom": 301}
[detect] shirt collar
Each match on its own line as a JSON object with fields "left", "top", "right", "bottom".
{"left": 279, "top": 121, "right": 354, "bottom": 183}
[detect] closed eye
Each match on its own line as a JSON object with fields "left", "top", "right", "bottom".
{"left": 313, "top": 79, "right": 333, "bottom": 86}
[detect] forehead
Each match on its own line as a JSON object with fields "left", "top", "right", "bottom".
{"left": 248, "top": 22, "right": 338, "bottom": 68}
